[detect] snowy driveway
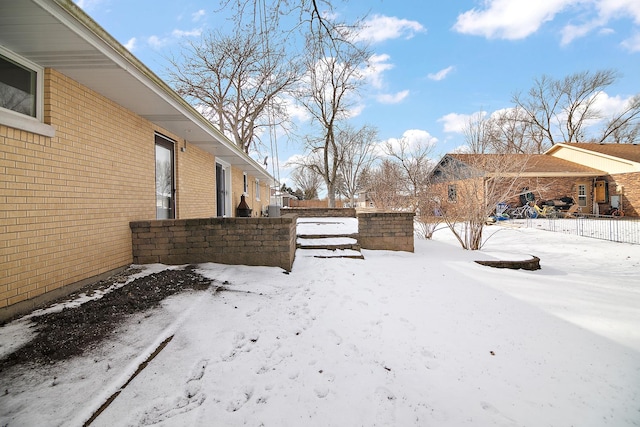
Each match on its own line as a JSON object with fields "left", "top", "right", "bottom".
{"left": 1, "top": 223, "right": 640, "bottom": 426}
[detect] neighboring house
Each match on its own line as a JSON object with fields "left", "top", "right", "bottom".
{"left": 546, "top": 143, "right": 640, "bottom": 216}
{"left": 430, "top": 143, "right": 640, "bottom": 217}
{"left": 0, "top": 0, "right": 276, "bottom": 318}
{"left": 270, "top": 189, "right": 297, "bottom": 209}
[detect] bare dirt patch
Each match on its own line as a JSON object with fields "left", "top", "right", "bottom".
{"left": 0, "top": 266, "right": 211, "bottom": 373}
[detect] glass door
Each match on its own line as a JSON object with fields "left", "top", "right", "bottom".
{"left": 576, "top": 182, "right": 590, "bottom": 214}
{"left": 216, "top": 161, "right": 231, "bottom": 217}
{"left": 216, "top": 163, "right": 225, "bottom": 217}
{"left": 155, "top": 135, "right": 175, "bottom": 219}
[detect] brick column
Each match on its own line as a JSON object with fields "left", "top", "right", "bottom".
{"left": 357, "top": 212, "right": 415, "bottom": 252}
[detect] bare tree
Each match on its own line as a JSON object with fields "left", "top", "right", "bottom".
{"left": 167, "top": 28, "right": 300, "bottom": 153}
{"left": 362, "top": 159, "right": 405, "bottom": 210}
{"left": 382, "top": 135, "right": 435, "bottom": 212}
{"left": 513, "top": 69, "right": 640, "bottom": 147}
{"left": 488, "top": 108, "right": 545, "bottom": 154}
{"left": 601, "top": 94, "right": 640, "bottom": 144}
{"left": 290, "top": 165, "right": 323, "bottom": 200}
{"left": 294, "top": 19, "right": 370, "bottom": 207}
{"left": 216, "top": 0, "right": 348, "bottom": 43}
{"left": 433, "top": 153, "right": 530, "bottom": 250}
{"left": 463, "top": 111, "right": 492, "bottom": 154}
{"left": 337, "top": 124, "right": 379, "bottom": 206}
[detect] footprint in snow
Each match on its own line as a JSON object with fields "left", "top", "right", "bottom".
{"left": 327, "top": 329, "right": 343, "bottom": 346}
{"left": 226, "top": 386, "right": 254, "bottom": 412}
{"left": 137, "top": 359, "right": 209, "bottom": 425}
{"left": 373, "top": 386, "right": 397, "bottom": 425}
{"left": 480, "top": 401, "right": 517, "bottom": 423}
{"left": 421, "top": 349, "right": 439, "bottom": 370}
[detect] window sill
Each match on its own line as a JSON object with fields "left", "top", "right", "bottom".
{"left": 0, "top": 110, "right": 55, "bottom": 137}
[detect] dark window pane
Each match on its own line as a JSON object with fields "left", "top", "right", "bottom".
{"left": 0, "top": 54, "right": 36, "bottom": 117}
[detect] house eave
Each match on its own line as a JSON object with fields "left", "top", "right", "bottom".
{"left": 0, "top": 0, "right": 275, "bottom": 184}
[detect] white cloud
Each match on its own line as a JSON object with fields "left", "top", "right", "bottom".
{"left": 591, "top": 91, "right": 629, "bottom": 113}
{"left": 361, "top": 55, "right": 409, "bottom": 106}
{"left": 561, "top": 22, "right": 600, "bottom": 45}
{"left": 596, "top": 0, "right": 640, "bottom": 22}
{"left": 453, "top": 0, "right": 640, "bottom": 45}
{"left": 148, "top": 27, "right": 202, "bottom": 50}
{"left": 621, "top": 32, "right": 640, "bottom": 52}
{"left": 192, "top": 9, "right": 206, "bottom": 22}
{"left": 400, "top": 129, "right": 438, "bottom": 147}
{"left": 362, "top": 54, "right": 394, "bottom": 89}
{"left": 379, "top": 129, "right": 438, "bottom": 157}
{"left": 282, "top": 97, "right": 311, "bottom": 123}
{"left": 346, "top": 104, "right": 365, "bottom": 119}
{"left": 172, "top": 28, "right": 203, "bottom": 38}
{"left": 427, "top": 66, "right": 455, "bottom": 81}
{"left": 453, "top": 0, "right": 572, "bottom": 40}
{"left": 124, "top": 37, "right": 136, "bottom": 51}
{"left": 376, "top": 90, "right": 409, "bottom": 105}
{"left": 282, "top": 153, "right": 309, "bottom": 170}
{"left": 355, "top": 15, "right": 425, "bottom": 44}
{"left": 438, "top": 112, "right": 475, "bottom": 133}
{"left": 147, "top": 35, "right": 170, "bottom": 49}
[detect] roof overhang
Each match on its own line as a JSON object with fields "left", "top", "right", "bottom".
{"left": 0, "top": 0, "right": 275, "bottom": 183}
{"left": 545, "top": 143, "right": 640, "bottom": 173}
{"left": 485, "top": 171, "right": 604, "bottom": 178}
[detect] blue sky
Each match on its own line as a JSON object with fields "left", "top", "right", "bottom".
{"left": 75, "top": 0, "right": 640, "bottom": 185}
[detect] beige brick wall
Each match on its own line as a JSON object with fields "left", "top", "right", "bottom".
{"left": 230, "top": 166, "right": 269, "bottom": 217}
{"left": 176, "top": 142, "right": 216, "bottom": 218}
{"left": 0, "top": 68, "right": 220, "bottom": 314}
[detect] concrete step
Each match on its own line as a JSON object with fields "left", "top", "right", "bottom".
{"left": 297, "top": 233, "right": 359, "bottom": 239}
{"left": 296, "top": 248, "right": 365, "bottom": 260}
{"left": 296, "top": 236, "right": 360, "bottom": 251}
{"left": 295, "top": 232, "right": 363, "bottom": 259}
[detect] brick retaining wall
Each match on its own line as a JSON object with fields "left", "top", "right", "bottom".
{"left": 357, "top": 212, "right": 415, "bottom": 252}
{"left": 282, "top": 208, "right": 356, "bottom": 218}
{"left": 130, "top": 217, "right": 297, "bottom": 271}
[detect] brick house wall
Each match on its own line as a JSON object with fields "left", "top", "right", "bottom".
{"left": 1, "top": 68, "right": 249, "bottom": 316}
{"left": 498, "top": 177, "right": 583, "bottom": 207}
{"left": 608, "top": 173, "right": 640, "bottom": 217}
{"left": 430, "top": 176, "right": 595, "bottom": 218}
{"left": 2, "top": 69, "right": 153, "bottom": 313}
{"left": 176, "top": 142, "right": 216, "bottom": 218}
{"left": 230, "top": 167, "right": 269, "bottom": 217}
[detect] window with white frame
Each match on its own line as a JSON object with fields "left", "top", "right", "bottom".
{"left": 255, "top": 179, "right": 260, "bottom": 200}
{"left": 577, "top": 184, "right": 587, "bottom": 207}
{"left": 1, "top": 49, "right": 41, "bottom": 118}
{"left": 243, "top": 173, "right": 248, "bottom": 194}
{"left": 0, "top": 47, "right": 52, "bottom": 137}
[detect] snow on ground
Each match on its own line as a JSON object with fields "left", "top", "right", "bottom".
{"left": 296, "top": 217, "right": 358, "bottom": 235}
{"left": 1, "top": 219, "right": 640, "bottom": 426}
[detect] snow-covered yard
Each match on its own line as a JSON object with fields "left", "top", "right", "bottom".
{"left": 1, "top": 219, "right": 640, "bottom": 426}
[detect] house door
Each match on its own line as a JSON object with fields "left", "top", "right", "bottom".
{"left": 216, "top": 161, "right": 230, "bottom": 217}
{"left": 575, "top": 182, "right": 590, "bottom": 214}
{"left": 155, "top": 135, "right": 175, "bottom": 219}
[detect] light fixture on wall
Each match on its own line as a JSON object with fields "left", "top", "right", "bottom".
{"left": 182, "top": 129, "right": 191, "bottom": 152}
